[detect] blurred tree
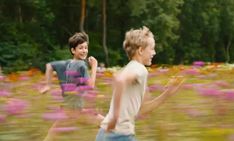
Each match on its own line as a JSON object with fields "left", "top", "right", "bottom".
{"left": 218, "top": 0, "right": 234, "bottom": 63}
{"left": 1, "top": 0, "right": 234, "bottom": 73}
{"left": 80, "top": 0, "right": 86, "bottom": 32}
{"left": 102, "top": 0, "right": 109, "bottom": 66}
{"left": 176, "top": 0, "right": 220, "bottom": 64}
{"left": 127, "top": 0, "right": 183, "bottom": 64}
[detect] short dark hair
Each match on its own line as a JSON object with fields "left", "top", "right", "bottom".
{"left": 68, "top": 32, "right": 89, "bottom": 55}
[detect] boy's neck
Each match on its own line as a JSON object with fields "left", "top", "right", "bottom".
{"left": 71, "top": 58, "right": 85, "bottom": 62}
{"left": 131, "top": 56, "right": 143, "bottom": 64}
{"left": 72, "top": 58, "right": 83, "bottom": 61}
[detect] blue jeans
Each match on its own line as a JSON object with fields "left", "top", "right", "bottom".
{"left": 95, "top": 128, "right": 137, "bottom": 141}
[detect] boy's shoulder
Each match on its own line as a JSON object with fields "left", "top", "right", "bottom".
{"left": 126, "top": 60, "right": 147, "bottom": 72}
{"left": 70, "top": 60, "right": 87, "bottom": 67}
{"left": 68, "top": 60, "right": 88, "bottom": 70}
{"left": 50, "top": 59, "right": 71, "bottom": 68}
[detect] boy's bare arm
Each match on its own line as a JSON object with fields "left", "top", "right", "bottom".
{"left": 87, "top": 56, "right": 97, "bottom": 88}
{"left": 106, "top": 71, "right": 137, "bottom": 132}
{"left": 138, "top": 76, "right": 185, "bottom": 116}
{"left": 40, "top": 63, "right": 54, "bottom": 94}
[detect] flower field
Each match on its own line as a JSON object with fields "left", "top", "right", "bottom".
{"left": 0, "top": 63, "right": 234, "bottom": 141}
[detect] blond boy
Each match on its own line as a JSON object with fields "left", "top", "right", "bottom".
{"left": 95, "top": 26, "right": 184, "bottom": 141}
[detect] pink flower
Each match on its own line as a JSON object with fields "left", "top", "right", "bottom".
{"left": 62, "top": 83, "right": 76, "bottom": 92}
{"left": 193, "top": 61, "right": 205, "bottom": 67}
{"left": 4, "top": 99, "right": 29, "bottom": 115}
{"left": 185, "top": 109, "right": 203, "bottom": 118}
{"left": 213, "top": 80, "right": 230, "bottom": 88}
{"left": 75, "top": 77, "right": 88, "bottom": 84}
{"left": 0, "top": 90, "right": 11, "bottom": 97}
{"left": 0, "top": 75, "right": 4, "bottom": 81}
{"left": 96, "top": 72, "right": 104, "bottom": 77}
{"left": 42, "top": 109, "right": 68, "bottom": 121}
{"left": 19, "top": 76, "right": 30, "bottom": 81}
{"left": 82, "top": 93, "right": 96, "bottom": 101}
{"left": 148, "top": 84, "right": 164, "bottom": 92}
{"left": 51, "top": 90, "right": 62, "bottom": 96}
{"left": 76, "top": 85, "right": 92, "bottom": 92}
{"left": 81, "top": 108, "right": 96, "bottom": 115}
{"left": 0, "top": 114, "right": 6, "bottom": 122}
{"left": 182, "top": 84, "right": 194, "bottom": 89}
{"left": 196, "top": 88, "right": 222, "bottom": 97}
{"left": 52, "top": 127, "right": 78, "bottom": 132}
{"left": 222, "top": 89, "right": 234, "bottom": 100}
{"left": 157, "top": 68, "right": 169, "bottom": 73}
{"left": 182, "top": 68, "right": 200, "bottom": 75}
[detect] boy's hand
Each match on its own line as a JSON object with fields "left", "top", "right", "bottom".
{"left": 40, "top": 85, "right": 51, "bottom": 94}
{"left": 106, "top": 118, "right": 117, "bottom": 132}
{"left": 165, "top": 75, "right": 185, "bottom": 87}
{"left": 88, "top": 56, "right": 98, "bottom": 68}
{"left": 165, "top": 76, "right": 186, "bottom": 94}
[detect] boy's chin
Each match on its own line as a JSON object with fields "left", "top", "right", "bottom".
{"left": 76, "top": 57, "right": 87, "bottom": 60}
{"left": 144, "top": 61, "right": 152, "bottom": 66}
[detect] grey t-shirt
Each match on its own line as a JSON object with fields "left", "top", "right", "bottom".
{"left": 50, "top": 59, "right": 89, "bottom": 96}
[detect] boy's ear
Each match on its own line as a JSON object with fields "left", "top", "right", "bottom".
{"left": 71, "top": 48, "right": 75, "bottom": 54}
{"left": 138, "top": 47, "right": 143, "bottom": 55}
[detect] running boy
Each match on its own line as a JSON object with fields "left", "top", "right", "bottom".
{"left": 40, "top": 32, "right": 103, "bottom": 141}
{"left": 95, "top": 26, "right": 185, "bottom": 141}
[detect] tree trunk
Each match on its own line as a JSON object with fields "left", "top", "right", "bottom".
{"left": 80, "top": 0, "right": 86, "bottom": 32}
{"left": 17, "top": 0, "right": 22, "bottom": 23}
{"left": 102, "top": 0, "right": 109, "bottom": 66}
{"left": 225, "top": 37, "right": 232, "bottom": 63}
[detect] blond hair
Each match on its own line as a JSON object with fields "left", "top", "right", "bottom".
{"left": 123, "top": 26, "right": 154, "bottom": 59}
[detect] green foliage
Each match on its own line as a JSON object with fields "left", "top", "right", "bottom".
{"left": 0, "top": 0, "right": 234, "bottom": 73}
{"left": 0, "top": 42, "right": 38, "bottom": 73}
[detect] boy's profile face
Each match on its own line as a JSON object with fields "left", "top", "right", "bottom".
{"left": 140, "top": 37, "right": 156, "bottom": 66}
{"left": 71, "top": 42, "right": 88, "bottom": 60}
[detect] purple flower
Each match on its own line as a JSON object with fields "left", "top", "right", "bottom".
{"left": 148, "top": 84, "right": 164, "bottom": 92}
{"left": 51, "top": 90, "right": 62, "bottom": 96}
{"left": 185, "top": 109, "right": 203, "bottom": 118}
{"left": 193, "top": 61, "right": 205, "bottom": 67}
{"left": 42, "top": 109, "right": 68, "bottom": 121}
{"left": 96, "top": 72, "right": 104, "bottom": 77}
{"left": 76, "top": 85, "right": 92, "bottom": 92}
{"left": 182, "top": 68, "right": 200, "bottom": 75}
{"left": 82, "top": 93, "right": 96, "bottom": 101}
{"left": 81, "top": 108, "right": 96, "bottom": 115}
{"left": 0, "top": 114, "right": 6, "bottom": 122}
{"left": 222, "top": 89, "right": 234, "bottom": 100}
{"left": 196, "top": 88, "right": 222, "bottom": 97}
{"left": 75, "top": 77, "right": 88, "bottom": 84}
{"left": 52, "top": 127, "right": 78, "bottom": 132}
{"left": 0, "top": 75, "right": 4, "bottom": 81}
{"left": 62, "top": 83, "right": 76, "bottom": 92}
{"left": 182, "top": 84, "right": 194, "bottom": 89}
{"left": 19, "top": 76, "right": 30, "bottom": 81}
{"left": 0, "top": 90, "right": 11, "bottom": 97}
{"left": 213, "top": 80, "right": 230, "bottom": 88}
{"left": 4, "top": 99, "right": 29, "bottom": 115}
